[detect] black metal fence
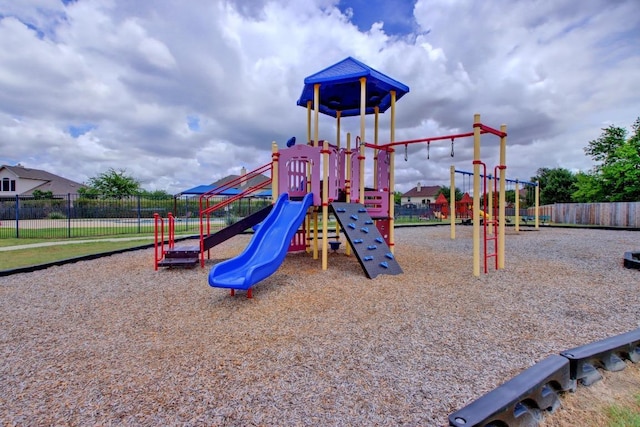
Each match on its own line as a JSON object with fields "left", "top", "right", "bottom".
{"left": 0, "top": 194, "right": 272, "bottom": 239}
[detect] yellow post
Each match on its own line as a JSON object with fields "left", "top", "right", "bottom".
{"left": 388, "top": 90, "right": 396, "bottom": 253}
{"left": 515, "top": 181, "right": 520, "bottom": 233}
{"left": 472, "top": 113, "right": 481, "bottom": 277}
{"left": 373, "top": 106, "right": 379, "bottom": 189}
{"left": 450, "top": 165, "right": 456, "bottom": 240}
{"left": 498, "top": 124, "right": 507, "bottom": 269}
{"left": 359, "top": 77, "right": 366, "bottom": 145}
{"left": 271, "top": 142, "right": 279, "bottom": 200}
{"left": 322, "top": 140, "right": 329, "bottom": 270}
{"left": 306, "top": 101, "right": 312, "bottom": 143}
{"left": 534, "top": 182, "right": 540, "bottom": 230}
{"left": 345, "top": 133, "right": 352, "bottom": 256}
{"left": 313, "top": 210, "right": 319, "bottom": 259}
{"left": 359, "top": 77, "right": 366, "bottom": 206}
{"left": 336, "top": 111, "right": 341, "bottom": 149}
{"left": 313, "top": 84, "right": 320, "bottom": 147}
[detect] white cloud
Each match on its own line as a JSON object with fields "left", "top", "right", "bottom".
{"left": 0, "top": 0, "right": 638, "bottom": 195}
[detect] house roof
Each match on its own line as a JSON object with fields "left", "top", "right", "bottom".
{"left": 178, "top": 173, "right": 271, "bottom": 197}
{"left": 1, "top": 164, "right": 86, "bottom": 195}
{"left": 210, "top": 174, "right": 270, "bottom": 189}
{"left": 296, "top": 57, "right": 410, "bottom": 118}
{"left": 402, "top": 185, "right": 441, "bottom": 198}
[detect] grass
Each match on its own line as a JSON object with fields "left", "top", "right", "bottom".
{"left": 0, "top": 239, "right": 159, "bottom": 270}
{"left": 605, "top": 393, "right": 640, "bottom": 427}
{"left": 0, "top": 224, "right": 201, "bottom": 240}
{"left": 0, "top": 216, "right": 543, "bottom": 271}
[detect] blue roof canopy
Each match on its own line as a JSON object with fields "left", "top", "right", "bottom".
{"left": 296, "top": 57, "right": 409, "bottom": 118}
{"left": 179, "top": 185, "right": 272, "bottom": 198}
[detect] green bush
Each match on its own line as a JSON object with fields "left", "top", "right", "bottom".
{"left": 47, "top": 212, "right": 67, "bottom": 219}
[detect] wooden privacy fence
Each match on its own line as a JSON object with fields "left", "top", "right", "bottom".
{"left": 530, "top": 202, "right": 640, "bottom": 228}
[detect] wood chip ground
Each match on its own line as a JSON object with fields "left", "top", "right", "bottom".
{"left": 1, "top": 226, "right": 639, "bottom": 425}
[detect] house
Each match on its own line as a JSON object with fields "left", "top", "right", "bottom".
{"left": 0, "top": 164, "right": 86, "bottom": 197}
{"left": 178, "top": 166, "right": 271, "bottom": 197}
{"left": 210, "top": 166, "right": 271, "bottom": 191}
{"left": 400, "top": 182, "right": 441, "bottom": 207}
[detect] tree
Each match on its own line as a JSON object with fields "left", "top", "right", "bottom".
{"left": 140, "top": 189, "right": 173, "bottom": 199}
{"left": 578, "top": 117, "right": 640, "bottom": 202}
{"left": 531, "top": 167, "right": 577, "bottom": 205}
{"left": 393, "top": 191, "right": 402, "bottom": 205}
{"left": 79, "top": 168, "right": 142, "bottom": 198}
{"left": 571, "top": 172, "right": 604, "bottom": 203}
{"left": 436, "top": 186, "right": 463, "bottom": 202}
{"left": 32, "top": 189, "right": 54, "bottom": 199}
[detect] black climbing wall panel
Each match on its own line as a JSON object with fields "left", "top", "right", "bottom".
{"left": 330, "top": 202, "right": 403, "bottom": 279}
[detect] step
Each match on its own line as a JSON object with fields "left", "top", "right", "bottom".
{"left": 164, "top": 246, "right": 201, "bottom": 258}
{"left": 158, "top": 257, "right": 199, "bottom": 268}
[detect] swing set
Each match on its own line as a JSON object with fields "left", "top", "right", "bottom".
{"left": 369, "top": 114, "right": 507, "bottom": 276}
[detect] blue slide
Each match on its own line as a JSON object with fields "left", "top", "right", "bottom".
{"left": 208, "top": 192, "right": 313, "bottom": 292}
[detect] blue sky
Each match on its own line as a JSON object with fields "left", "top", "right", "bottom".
{"left": 0, "top": 0, "right": 638, "bottom": 194}
{"left": 339, "top": 0, "right": 417, "bottom": 36}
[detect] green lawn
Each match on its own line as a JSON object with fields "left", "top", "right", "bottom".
{"left": 0, "top": 239, "right": 158, "bottom": 271}
{"left": 605, "top": 393, "right": 640, "bottom": 426}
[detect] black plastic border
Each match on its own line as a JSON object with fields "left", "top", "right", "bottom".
{"left": 448, "top": 355, "right": 573, "bottom": 427}
{"left": 623, "top": 251, "right": 640, "bottom": 269}
{"left": 448, "top": 328, "right": 640, "bottom": 427}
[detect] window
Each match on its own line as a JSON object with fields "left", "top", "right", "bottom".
{"left": 2, "top": 178, "right": 15, "bottom": 192}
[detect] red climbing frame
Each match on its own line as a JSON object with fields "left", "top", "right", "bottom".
{"left": 473, "top": 160, "right": 499, "bottom": 274}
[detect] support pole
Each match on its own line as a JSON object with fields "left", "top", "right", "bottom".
{"left": 473, "top": 114, "right": 481, "bottom": 277}
{"left": 313, "top": 210, "right": 319, "bottom": 259}
{"left": 389, "top": 90, "right": 396, "bottom": 253}
{"left": 359, "top": 77, "right": 366, "bottom": 206}
{"left": 271, "top": 142, "right": 279, "bottom": 199}
{"left": 306, "top": 101, "right": 312, "bottom": 143}
{"left": 450, "top": 165, "right": 456, "bottom": 240}
{"left": 373, "top": 106, "right": 379, "bottom": 189}
{"left": 313, "top": 84, "right": 320, "bottom": 147}
{"left": 345, "top": 133, "right": 352, "bottom": 256}
{"left": 322, "top": 139, "right": 329, "bottom": 270}
{"left": 498, "top": 124, "right": 507, "bottom": 269}
{"left": 535, "top": 183, "right": 540, "bottom": 229}
{"left": 515, "top": 181, "right": 520, "bottom": 233}
{"left": 359, "top": 77, "right": 366, "bottom": 145}
{"left": 336, "top": 111, "right": 341, "bottom": 149}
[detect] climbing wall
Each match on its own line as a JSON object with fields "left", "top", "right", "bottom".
{"left": 330, "top": 202, "right": 403, "bottom": 279}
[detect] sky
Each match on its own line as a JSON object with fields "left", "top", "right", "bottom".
{"left": 0, "top": 0, "right": 639, "bottom": 195}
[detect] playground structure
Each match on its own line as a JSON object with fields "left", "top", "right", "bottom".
{"left": 448, "top": 168, "right": 541, "bottom": 273}
{"left": 154, "top": 56, "right": 510, "bottom": 295}
{"left": 452, "top": 168, "right": 540, "bottom": 230}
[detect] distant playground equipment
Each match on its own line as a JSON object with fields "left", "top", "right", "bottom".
{"left": 450, "top": 168, "right": 539, "bottom": 273}
{"left": 453, "top": 168, "right": 540, "bottom": 229}
{"left": 154, "top": 56, "right": 509, "bottom": 295}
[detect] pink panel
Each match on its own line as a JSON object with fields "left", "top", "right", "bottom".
{"left": 278, "top": 144, "right": 321, "bottom": 205}
{"left": 349, "top": 150, "right": 361, "bottom": 203}
{"left": 364, "top": 190, "right": 389, "bottom": 218}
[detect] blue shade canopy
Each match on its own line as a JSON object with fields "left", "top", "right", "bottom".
{"left": 179, "top": 185, "right": 272, "bottom": 198}
{"left": 179, "top": 185, "right": 241, "bottom": 196}
{"left": 296, "top": 57, "right": 409, "bottom": 118}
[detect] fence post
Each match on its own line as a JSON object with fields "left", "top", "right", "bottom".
{"left": 137, "top": 195, "right": 142, "bottom": 234}
{"left": 67, "top": 193, "right": 72, "bottom": 238}
{"left": 14, "top": 195, "right": 19, "bottom": 238}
